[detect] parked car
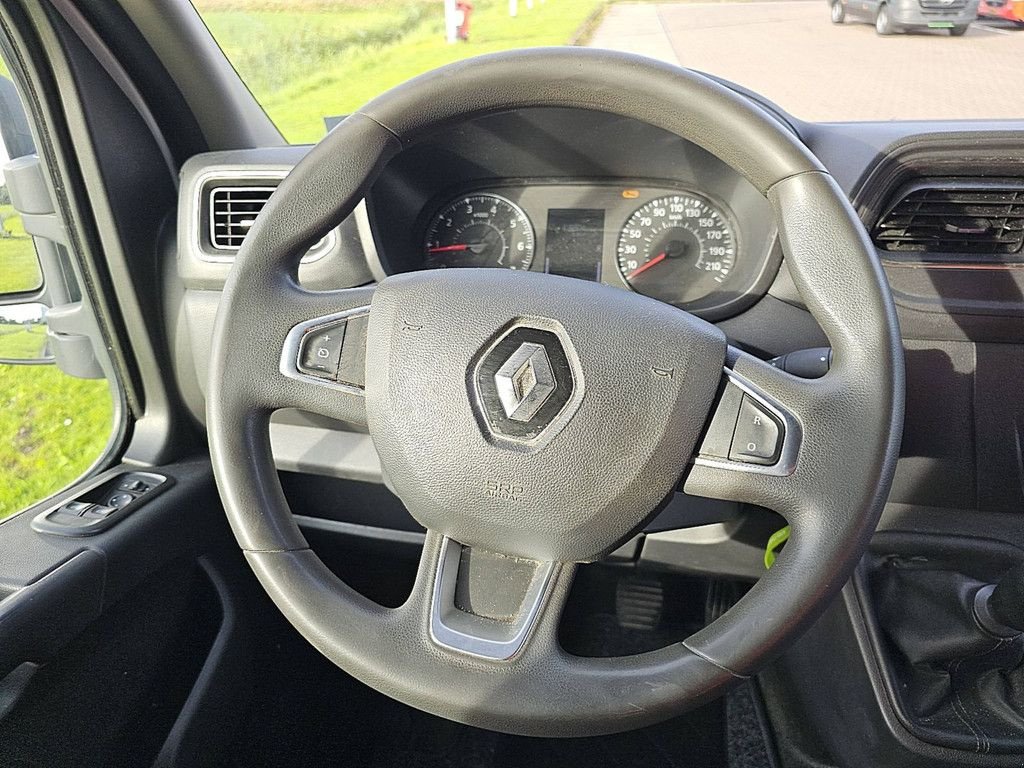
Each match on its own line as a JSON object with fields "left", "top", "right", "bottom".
{"left": 830, "top": 0, "right": 980, "bottom": 34}
{"left": 978, "top": 0, "right": 1024, "bottom": 21}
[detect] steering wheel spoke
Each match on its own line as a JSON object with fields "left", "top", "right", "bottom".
{"left": 424, "top": 535, "right": 573, "bottom": 662}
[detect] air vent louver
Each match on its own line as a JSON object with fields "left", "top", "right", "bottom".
{"left": 209, "top": 186, "right": 276, "bottom": 250}
{"left": 873, "top": 180, "right": 1024, "bottom": 257}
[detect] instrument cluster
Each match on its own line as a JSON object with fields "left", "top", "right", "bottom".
{"left": 409, "top": 181, "right": 773, "bottom": 318}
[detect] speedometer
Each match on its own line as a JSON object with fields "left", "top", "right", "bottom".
{"left": 616, "top": 193, "right": 737, "bottom": 306}
{"left": 424, "top": 193, "right": 535, "bottom": 270}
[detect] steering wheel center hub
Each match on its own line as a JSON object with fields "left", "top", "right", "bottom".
{"left": 363, "top": 269, "right": 727, "bottom": 562}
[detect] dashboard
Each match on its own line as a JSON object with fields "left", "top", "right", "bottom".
{"left": 174, "top": 107, "right": 1024, "bottom": 519}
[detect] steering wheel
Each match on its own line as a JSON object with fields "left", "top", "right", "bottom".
{"left": 208, "top": 48, "right": 903, "bottom": 737}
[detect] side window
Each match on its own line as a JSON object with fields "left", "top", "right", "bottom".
{"left": 0, "top": 73, "right": 40, "bottom": 295}
{"left": 0, "top": 57, "right": 117, "bottom": 520}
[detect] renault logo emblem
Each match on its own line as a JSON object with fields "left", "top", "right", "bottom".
{"left": 470, "top": 323, "right": 581, "bottom": 445}
{"left": 494, "top": 342, "right": 556, "bottom": 422}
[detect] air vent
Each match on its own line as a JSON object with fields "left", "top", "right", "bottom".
{"left": 873, "top": 180, "right": 1024, "bottom": 258}
{"left": 209, "top": 186, "right": 276, "bottom": 250}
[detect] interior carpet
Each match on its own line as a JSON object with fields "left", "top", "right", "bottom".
{"left": 227, "top": 621, "right": 729, "bottom": 768}
{"left": 226, "top": 557, "right": 773, "bottom": 768}
{"left": 726, "top": 682, "right": 777, "bottom": 768}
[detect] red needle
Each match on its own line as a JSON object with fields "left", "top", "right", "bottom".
{"left": 427, "top": 244, "right": 470, "bottom": 254}
{"left": 628, "top": 252, "right": 666, "bottom": 279}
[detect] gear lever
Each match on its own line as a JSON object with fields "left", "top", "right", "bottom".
{"left": 974, "top": 562, "right": 1024, "bottom": 637}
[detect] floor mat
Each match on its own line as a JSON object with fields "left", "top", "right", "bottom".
{"left": 726, "top": 682, "right": 776, "bottom": 768}
{"left": 227, "top": 622, "right": 729, "bottom": 768}
{"left": 224, "top": 553, "right": 783, "bottom": 768}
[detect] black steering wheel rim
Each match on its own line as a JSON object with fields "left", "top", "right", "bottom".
{"left": 207, "top": 47, "right": 904, "bottom": 737}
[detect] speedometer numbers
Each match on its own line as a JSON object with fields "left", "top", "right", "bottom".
{"left": 424, "top": 193, "right": 535, "bottom": 270}
{"left": 421, "top": 188, "right": 739, "bottom": 309}
{"left": 616, "top": 194, "right": 736, "bottom": 306}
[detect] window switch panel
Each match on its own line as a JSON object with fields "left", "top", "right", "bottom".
{"left": 31, "top": 471, "right": 171, "bottom": 537}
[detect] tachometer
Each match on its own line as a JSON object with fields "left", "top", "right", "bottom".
{"left": 616, "top": 193, "right": 736, "bottom": 306}
{"left": 424, "top": 193, "right": 535, "bottom": 270}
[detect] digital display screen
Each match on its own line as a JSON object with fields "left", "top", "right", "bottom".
{"left": 544, "top": 209, "right": 604, "bottom": 282}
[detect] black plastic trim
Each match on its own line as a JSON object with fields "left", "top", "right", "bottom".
{"left": 152, "top": 556, "right": 251, "bottom": 768}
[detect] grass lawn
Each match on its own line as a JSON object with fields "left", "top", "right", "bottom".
{"left": 194, "top": 0, "right": 607, "bottom": 143}
{"left": 0, "top": 364, "right": 113, "bottom": 519}
{"left": 0, "top": 323, "right": 48, "bottom": 360}
{"left": 0, "top": 204, "right": 42, "bottom": 294}
{"left": 0, "top": 210, "right": 111, "bottom": 519}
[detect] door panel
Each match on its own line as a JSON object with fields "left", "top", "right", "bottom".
{"left": 0, "top": 459, "right": 253, "bottom": 768}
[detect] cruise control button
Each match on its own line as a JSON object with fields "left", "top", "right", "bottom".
{"left": 298, "top": 322, "right": 347, "bottom": 379}
{"left": 336, "top": 313, "right": 368, "bottom": 388}
{"left": 729, "top": 395, "right": 783, "bottom": 465}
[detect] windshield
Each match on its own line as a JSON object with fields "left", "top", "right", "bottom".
{"left": 192, "top": 0, "right": 1018, "bottom": 144}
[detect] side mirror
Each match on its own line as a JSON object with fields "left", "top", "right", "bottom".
{"left": 0, "top": 198, "right": 43, "bottom": 296}
{"left": 0, "top": 302, "right": 53, "bottom": 365}
{"left": 0, "top": 73, "right": 42, "bottom": 299}
{"left": 0, "top": 75, "right": 34, "bottom": 161}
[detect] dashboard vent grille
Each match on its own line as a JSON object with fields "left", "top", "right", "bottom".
{"left": 209, "top": 186, "right": 276, "bottom": 250}
{"left": 873, "top": 180, "right": 1024, "bottom": 257}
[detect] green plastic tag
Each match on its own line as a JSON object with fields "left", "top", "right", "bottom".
{"left": 764, "top": 525, "right": 791, "bottom": 569}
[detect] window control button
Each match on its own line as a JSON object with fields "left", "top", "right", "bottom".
{"left": 51, "top": 510, "right": 93, "bottom": 527}
{"left": 118, "top": 478, "right": 148, "bottom": 493}
{"left": 298, "top": 322, "right": 347, "bottom": 380}
{"left": 82, "top": 505, "right": 115, "bottom": 520}
{"left": 729, "top": 395, "right": 783, "bottom": 465}
{"left": 60, "top": 500, "right": 93, "bottom": 516}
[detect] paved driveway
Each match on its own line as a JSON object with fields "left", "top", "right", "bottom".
{"left": 588, "top": 1, "right": 1024, "bottom": 121}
